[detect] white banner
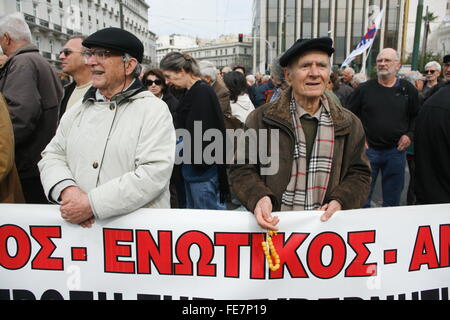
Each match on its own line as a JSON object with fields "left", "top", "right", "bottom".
{"left": 0, "top": 204, "right": 449, "bottom": 300}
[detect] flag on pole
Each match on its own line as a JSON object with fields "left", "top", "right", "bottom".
{"left": 341, "top": 9, "right": 384, "bottom": 68}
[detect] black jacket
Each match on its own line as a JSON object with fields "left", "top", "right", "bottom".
{"left": 177, "top": 80, "right": 229, "bottom": 200}
{"left": 414, "top": 82, "right": 450, "bottom": 204}
{"left": 348, "top": 78, "right": 420, "bottom": 150}
{"left": 162, "top": 91, "right": 179, "bottom": 127}
{"left": 59, "top": 81, "right": 76, "bottom": 120}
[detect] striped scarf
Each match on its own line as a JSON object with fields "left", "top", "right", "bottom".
{"left": 281, "top": 96, "right": 335, "bottom": 211}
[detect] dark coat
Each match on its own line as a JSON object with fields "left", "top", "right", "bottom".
{"left": 58, "top": 81, "right": 76, "bottom": 120}
{"left": 162, "top": 91, "right": 179, "bottom": 127}
{"left": 0, "top": 44, "right": 63, "bottom": 179}
{"left": 229, "top": 88, "right": 371, "bottom": 212}
{"left": 414, "top": 82, "right": 450, "bottom": 204}
{"left": 0, "top": 94, "right": 24, "bottom": 203}
{"left": 177, "top": 80, "right": 230, "bottom": 200}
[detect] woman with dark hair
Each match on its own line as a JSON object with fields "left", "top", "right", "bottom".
{"left": 160, "top": 52, "right": 229, "bottom": 210}
{"left": 143, "top": 68, "right": 181, "bottom": 208}
{"left": 223, "top": 71, "right": 255, "bottom": 123}
{"left": 143, "top": 68, "right": 179, "bottom": 126}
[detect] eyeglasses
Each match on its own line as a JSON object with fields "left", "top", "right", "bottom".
{"left": 59, "top": 48, "right": 83, "bottom": 57}
{"left": 82, "top": 49, "right": 122, "bottom": 63}
{"left": 425, "top": 70, "right": 436, "bottom": 74}
{"left": 144, "top": 79, "right": 163, "bottom": 86}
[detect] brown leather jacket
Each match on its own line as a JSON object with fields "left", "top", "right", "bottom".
{"left": 0, "top": 95, "right": 24, "bottom": 203}
{"left": 229, "top": 87, "right": 371, "bottom": 212}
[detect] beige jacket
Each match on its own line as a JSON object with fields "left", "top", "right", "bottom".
{"left": 39, "top": 87, "right": 176, "bottom": 219}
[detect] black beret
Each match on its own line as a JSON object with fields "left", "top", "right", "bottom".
{"left": 83, "top": 27, "right": 144, "bottom": 63}
{"left": 279, "top": 37, "right": 335, "bottom": 67}
{"left": 444, "top": 54, "right": 450, "bottom": 64}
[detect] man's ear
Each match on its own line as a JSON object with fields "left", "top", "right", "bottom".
{"left": 125, "top": 58, "right": 138, "bottom": 75}
{"left": 284, "top": 67, "right": 291, "bottom": 83}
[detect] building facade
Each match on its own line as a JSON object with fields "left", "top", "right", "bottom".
{"left": 0, "top": 0, "right": 154, "bottom": 68}
{"left": 156, "top": 34, "right": 199, "bottom": 64}
{"left": 183, "top": 41, "right": 253, "bottom": 73}
{"left": 252, "top": 0, "right": 408, "bottom": 73}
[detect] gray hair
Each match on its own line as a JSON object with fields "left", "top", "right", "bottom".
{"left": 198, "top": 60, "right": 217, "bottom": 82}
{"left": 159, "top": 51, "right": 201, "bottom": 77}
{"left": 404, "top": 70, "right": 424, "bottom": 84}
{"left": 352, "top": 73, "right": 367, "bottom": 85}
{"left": 424, "top": 61, "right": 442, "bottom": 73}
{"left": 246, "top": 74, "right": 256, "bottom": 85}
{"left": 270, "top": 55, "right": 286, "bottom": 83}
{"left": 343, "top": 67, "right": 355, "bottom": 76}
{"left": 123, "top": 53, "right": 142, "bottom": 79}
{"left": 0, "top": 12, "right": 32, "bottom": 43}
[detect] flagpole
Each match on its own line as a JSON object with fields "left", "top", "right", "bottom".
{"left": 362, "top": 40, "right": 375, "bottom": 76}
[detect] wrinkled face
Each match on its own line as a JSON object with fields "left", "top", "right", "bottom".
{"left": 424, "top": 65, "right": 439, "bottom": 82}
{"left": 342, "top": 69, "right": 353, "bottom": 83}
{"left": 83, "top": 46, "right": 126, "bottom": 91}
{"left": 444, "top": 62, "right": 450, "bottom": 82}
{"left": 59, "top": 38, "right": 86, "bottom": 75}
{"left": 285, "top": 50, "right": 331, "bottom": 99}
{"left": 162, "top": 69, "right": 190, "bottom": 89}
{"left": 376, "top": 49, "right": 400, "bottom": 79}
{"left": 145, "top": 74, "right": 163, "bottom": 97}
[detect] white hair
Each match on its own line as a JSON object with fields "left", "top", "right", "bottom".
{"left": 424, "top": 61, "right": 442, "bottom": 73}
{"left": 352, "top": 73, "right": 367, "bottom": 84}
{"left": 404, "top": 70, "right": 424, "bottom": 84}
{"left": 343, "top": 67, "right": 355, "bottom": 76}
{"left": 0, "top": 12, "right": 32, "bottom": 43}
{"left": 198, "top": 60, "right": 217, "bottom": 82}
{"left": 123, "top": 53, "right": 142, "bottom": 78}
{"left": 246, "top": 74, "right": 256, "bottom": 85}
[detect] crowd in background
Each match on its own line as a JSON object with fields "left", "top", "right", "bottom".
{"left": 1, "top": 12, "right": 450, "bottom": 228}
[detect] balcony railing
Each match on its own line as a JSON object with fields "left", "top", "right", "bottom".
{"left": 39, "top": 19, "right": 49, "bottom": 28}
{"left": 42, "top": 52, "right": 52, "bottom": 59}
{"left": 24, "top": 13, "right": 36, "bottom": 24}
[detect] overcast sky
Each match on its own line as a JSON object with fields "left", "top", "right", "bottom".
{"left": 146, "top": 0, "right": 253, "bottom": 39}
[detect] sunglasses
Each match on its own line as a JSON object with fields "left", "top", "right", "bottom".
{"left": 59, "top": 48, "right": 83, "bottom": 56}
{"left": 144, "top": 79, "right": 163, "bottom": 86}
{"left": 425, "top": 70, "right": 436, "bottom": 74}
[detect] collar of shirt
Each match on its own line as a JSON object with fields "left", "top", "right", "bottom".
{"left": 94, "top": 80, "right": 136, "bottom": 102}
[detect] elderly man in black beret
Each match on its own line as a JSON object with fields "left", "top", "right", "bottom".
{"left": 229, "top": 37, "right": 371, "bottom": 231}
{"left": 39, "top": 28, "right": 176, "bottom": 227}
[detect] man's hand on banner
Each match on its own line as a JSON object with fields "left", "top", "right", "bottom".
{"left": 60, "top": 186, "right": 95, "bottom": 226}
{"left": 319, "top": 200, "right": 342, "bottom": 222}
{"left": 254, "top": 196, "right": 279, "bottom": 231}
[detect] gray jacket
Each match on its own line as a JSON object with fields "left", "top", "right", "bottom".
{"left": 0, "top": 44, "right": 62, "bottom": 179}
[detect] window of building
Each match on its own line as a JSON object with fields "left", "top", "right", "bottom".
{"left": 284, "top": 0, "right": 297, "bottom": 51}
{"left": 334, "top": 0, "right": 348, "bottom": 63}
{"left": 302, "top": 0, "right": 313, "bottom": 38}
{"left": 318, "top": 0, "right": 331, "bottom": 37}
{"left": 267, "top": 0, "right": 279, "bottom": 55}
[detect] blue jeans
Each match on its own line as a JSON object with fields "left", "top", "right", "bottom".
{"left": 182, "top": 165, "right": 226, "bottom": 210}
{"left": 364, "top": 147, "right": 406, "bottom": 207}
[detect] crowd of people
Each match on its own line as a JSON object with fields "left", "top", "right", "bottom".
{"left": 1, "top": 12, "right": 449, "bottom": 231}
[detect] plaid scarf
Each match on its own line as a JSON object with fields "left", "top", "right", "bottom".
{"left": 281, "top": 96, "right": 335, "bottom": 211}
